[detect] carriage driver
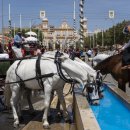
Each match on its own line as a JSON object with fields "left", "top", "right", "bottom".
{"left": 14, "top": 31, "right": 23, "bottom": 48}
{"left": 120, "top": 24, "right": 130, "bottom": 69}
{"left": 12, "top": 31, "right": 23, "bottom": 58}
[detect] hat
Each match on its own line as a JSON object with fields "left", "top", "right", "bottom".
{"left": 123, "top": 24, "right": 130, "bottom": 34}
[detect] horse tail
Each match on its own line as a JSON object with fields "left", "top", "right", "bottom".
{"left": 4, "top": 78, "right": 11, "bottom": 107}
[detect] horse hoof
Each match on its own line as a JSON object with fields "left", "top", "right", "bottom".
{"left": 43, "top": 125, "right": 50, "bottom": 129}
{"left": 99, "top": 93, "right": 104, "bottom": 99}
{"left": 13, "top": 122, "right": 19, "bottom": 128}
{"left": 92, "top": 100, "right": 100, "bottom": 106}
{"left": 65, "top": 119, "right": 72, "bottom": 124}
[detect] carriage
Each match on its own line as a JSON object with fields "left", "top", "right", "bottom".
{"left": 0, "top": 40, "right": 40, "bottom": 101}
{"left": 0, "top": 61, "right": 13, "bottom": 93}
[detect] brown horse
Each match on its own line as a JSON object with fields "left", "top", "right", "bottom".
{"left": 94, "top": 53, "right": 130, "bottom": 92}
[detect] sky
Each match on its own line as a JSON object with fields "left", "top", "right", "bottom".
{"left": 0, "top": 0, "right": 130, "bottom": 33}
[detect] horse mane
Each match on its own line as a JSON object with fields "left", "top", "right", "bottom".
{"left": 98, "top": 53, "right": 122, "bottom": 65}
{"left": 94, "top": 53, "right": 122, "bottom": 71}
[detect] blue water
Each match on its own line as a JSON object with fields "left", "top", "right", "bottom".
{"left": 91, "top": 86, "right": 130, "bottom": 130}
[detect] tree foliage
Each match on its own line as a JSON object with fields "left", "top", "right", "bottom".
{"left": 85, "top": 20, "right": 130, "bottom": 48}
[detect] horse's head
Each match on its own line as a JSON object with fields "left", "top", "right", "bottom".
{"left": 82, "top": 74, "right": 100, "bottom": 105}
{"left": 96, "top": 70, "right": 104, "bottom": 98}
{"left": 60, "top": 56, "right": 101, "bottom": 105}
{"left": 85, "top": 81, "right": 100, "bottom": 105}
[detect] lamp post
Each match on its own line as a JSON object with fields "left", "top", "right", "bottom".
{"left": 109, "top": 10, "right": 116, "bottom": 47}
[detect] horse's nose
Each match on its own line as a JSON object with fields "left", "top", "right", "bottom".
{"left": 92, "top": 100, "right": 100, "bottom": 106}
{"left": 99, "top": 92, "right": 104, "bottom": 99}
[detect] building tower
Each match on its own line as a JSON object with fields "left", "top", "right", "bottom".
{"left": 83, "top": 17, "right": 87, "bottom": 37}
{"left": 42, "top": 17, "right": 48, "bottom": 47}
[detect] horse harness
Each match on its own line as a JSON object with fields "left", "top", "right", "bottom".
{"left": 13, "top": 55, "right": 54, "bottom": 92}
{"left": 54, "top": 51, "right": 79, "bottom": 93}
{"left": 9, "top": 52, "right": 79, "bottom": 94}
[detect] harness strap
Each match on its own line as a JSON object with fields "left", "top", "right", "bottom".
{"left": 54, "top": 51, "right": 78, "bottom": 84}
{"left": 15, "top": 59, "right": 25, "bottom": 87}
{"left": 36, "top": 54, "right": 44, "bottom": 91}
{"left": 4, "top": 73, "right": 55, "bottom": 85}
{"left": 5, "top": 57, "right": 55, "bottom": 86}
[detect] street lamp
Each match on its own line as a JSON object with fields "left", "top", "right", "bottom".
{"left": 109, "top": 10, "right": 116, "bottom": 46}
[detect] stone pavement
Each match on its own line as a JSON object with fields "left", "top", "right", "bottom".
{"left": 0, "top": 83, "right": 76, "bottom": 130}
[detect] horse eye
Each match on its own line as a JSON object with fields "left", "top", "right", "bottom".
{"left": 87, "top": 86, "right": 94, "bottom": 93}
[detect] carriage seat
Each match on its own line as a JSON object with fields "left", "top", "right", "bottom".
{"left": 0, "top": 53, "right": 9, "bottom": 59}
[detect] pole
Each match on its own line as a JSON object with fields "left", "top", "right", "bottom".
{"left": 95, "top": 32, "right": 97, "bottom": 47}
{"left": 14, "top": 23, "right": 15, "bottom": 37}
{"left": 89, "top": 35, "right": 91, "bottom": 48}
{"left": 93, "top": 34, "right": 94, "bottom": 48}
{"left": 8, "top": 3, "right": 12, "bottom": 38}
{"left": 108, "top": 10, "right": 115, "bottom": 48}
{"left": 79, "top": 0, "right": 84, "bottom": 47}
{"left": 2, "top": 0, "right": 4, "bottom": 45}
{"left": 20, "top": 14, "right": 22, "bottom": 31}
{"left": 113, "top": 21, "right": 116, "bottom": 48}
{"left": 102, "top": 29, "right": 104, "bottom": 47}
{"left": 73, "top": 0, "right": 76, "bottom": 48}
{"left": 30, "top": 20, "right": 32, "bottom": 32}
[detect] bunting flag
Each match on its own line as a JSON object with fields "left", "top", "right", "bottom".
{"left": 79, "top": 0, "right": 84, "bottom": 46}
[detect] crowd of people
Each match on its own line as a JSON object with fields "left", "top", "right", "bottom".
{"left": 0, "top": 31, "right": 47, "bottom": 58}
{"left": 0, "top": 23, "right": 130, "bottom": 69}
{"left": 0, "top": 31, "right": 99, "bottom": 60}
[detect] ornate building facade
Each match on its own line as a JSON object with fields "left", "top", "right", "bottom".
{"left": 37, "top": 16, "right": 87, "bottom": 49}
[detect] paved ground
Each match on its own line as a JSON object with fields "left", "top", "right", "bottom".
{"left": 0, "top": 84, "right": 76, "bottom": 130}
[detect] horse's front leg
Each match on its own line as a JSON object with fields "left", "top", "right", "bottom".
{"left": 10, "top": 84, "right": 21, "bottom": 128}
{"left": 118, "top": 79, "right": 126, "bottom": 92}
{"left": 56, "top": 89, "right": 71, "bottom": 122}
{"left": 42, "top": 84, "right": 51, "bottom": 129}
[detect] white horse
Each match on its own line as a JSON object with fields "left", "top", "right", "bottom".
{"left": 43, "top": 51, "right": 103, "bottom": 101}
{"left": 24, "top": 51, "right": 101, "bottom": 115}
{"left": 4, "top": 54, "right": 99, "bottom": 128}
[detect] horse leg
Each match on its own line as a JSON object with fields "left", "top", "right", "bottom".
{"left": 56, "top": 89, "right": 71, "bottom": 122}
{"left": 118, "top": 79, "right": 126, "bottom": 92}
{"left": 42, "top": 84, "right": 51, "bottom": 128}
{"left": 26, "top": 89, "right": 34, "bottom": 113}
{"left": 10, "top": 84, "right": 21, "bottom": 128}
